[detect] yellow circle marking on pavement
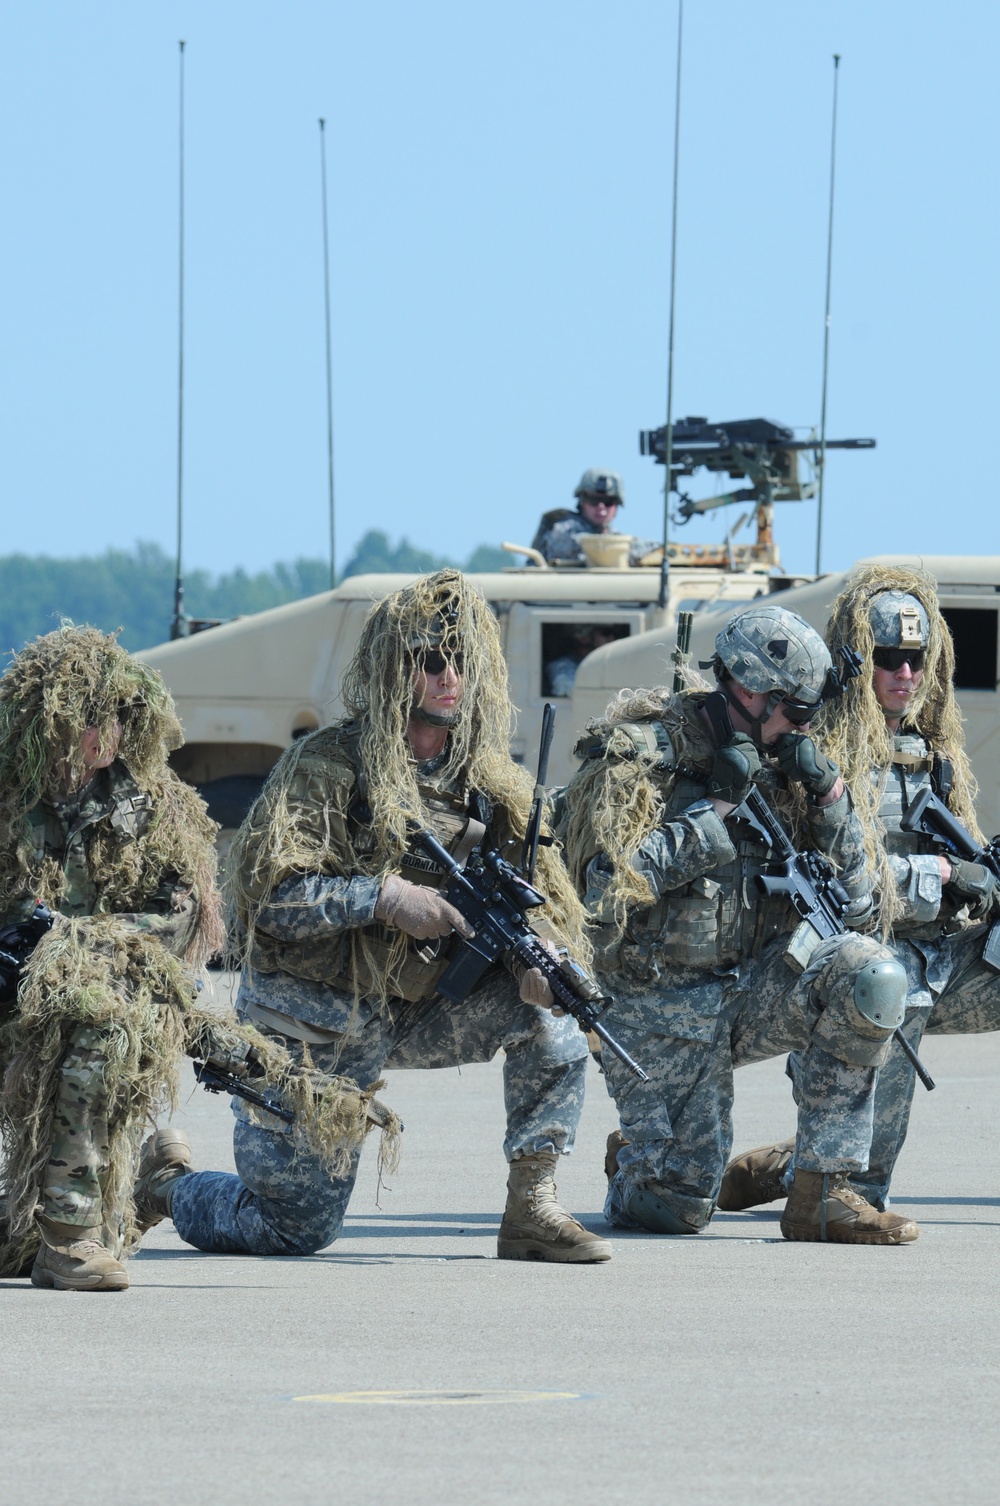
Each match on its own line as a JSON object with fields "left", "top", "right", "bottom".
{"left": 292, "top": 1389, "right": 580, "bottom": 1407}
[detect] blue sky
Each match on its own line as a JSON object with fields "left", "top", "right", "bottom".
{"left": 2, "top": 2, "right": 996, "bottom": 580}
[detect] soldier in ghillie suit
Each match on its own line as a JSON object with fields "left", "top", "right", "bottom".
{"left": 161, "top": 569, "right": 611, "bottom": 1263}
{"left": 559, "top": 602, "right": 920, "bottom": 1245}
{"left": 0, "top": 625, "right": 226, "bottom": 1290}
{"left": 721, "top": 566, "right": 1000, "bottom": 1215}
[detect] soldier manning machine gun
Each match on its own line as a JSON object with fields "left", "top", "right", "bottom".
{"left": 640, "top": 416, "right": 875, "bottom": 570}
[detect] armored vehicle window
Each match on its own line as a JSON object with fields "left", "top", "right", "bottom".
{"left": 941, "top": 607, "right": 998, "bottom": 690}
{"left": 542, "top": 621, "right": 630, "bottom": 697}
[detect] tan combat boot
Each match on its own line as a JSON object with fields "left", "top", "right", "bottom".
{"left": 31, "top": 1219, "right": 129, "bottom": 1291}
{"left": 134, "top": 1127, "right": 194, "bottom": 1233}
{"left": 498, "top": 1152, "right": 612, "bottom": 1263}
{"left": 717, "top": 1139, "right": 794, "bottom": 1212}
{"left": 604, "top": 1129, "right": 629, "bottom": 1182}
{"left": 780, "top": 1169, "right": 919, "bottom": 1246}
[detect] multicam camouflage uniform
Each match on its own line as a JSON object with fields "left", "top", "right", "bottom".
{"left": 0, "top": 765, "right": 202, "bottom": 1236}
{"left": 565, "top": 689, "right": 903, "bottom": 1235}
{"left": 171, "top": 732, "right": 590, "bottom": 1257}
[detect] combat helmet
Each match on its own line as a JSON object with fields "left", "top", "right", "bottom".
{"left": 713, "top": 603, "right": 851, "bottom": 723}
{"left": 868, "top": 590, "right": 930, "bottom": 649}
{"left": 575, "top": 467, "right": 624, "bottom": 505}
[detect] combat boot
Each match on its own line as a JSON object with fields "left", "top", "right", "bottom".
{"left": 498, "top": 1152, "right": 612, "bottom": 1263}
{"left": 133, "top": 1127, "right": 194, "bottom": 1233}
{"left": 604, "top": 1129, "right": 629, "bottom": 1182}
{"left": 717, "top": 1139, "right": 794, "bottom": 1211}
{"left": 31, "top": 1219, "right": 129, "bottom": 1291}
{"left": 780, "top": 1169, "right": 919, "bottom": 1246}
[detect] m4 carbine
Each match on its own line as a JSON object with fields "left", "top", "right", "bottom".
{"left": 899, "top": 786, "right": 1000, "bottom": 883}
{"left": 411, "top": 825, "right": 649, "bottom": 1084}
{"left": 702, "top": 690, "right": 935, "bottom": 1092}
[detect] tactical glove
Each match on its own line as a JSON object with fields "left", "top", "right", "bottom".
{"left": 945, "top": 859, "right": 997, "bottom": 920}
{"left": 774, "top": 733, "right": 840, "bottom": 798}
{"left": 518, "top": 939, "right": 561, "bottom": 1011}
{"left": 707, "top": 733, "right": 761, "bottom": 805}
{"left": 374, "top": 875, "right": 475, "bottom": 940}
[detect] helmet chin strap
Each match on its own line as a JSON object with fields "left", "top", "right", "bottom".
{"left": 717, "top": 682, "right": 771, "bottom": 747}
{"left": 409, "top": 701, "right": 459, "bottom": 729}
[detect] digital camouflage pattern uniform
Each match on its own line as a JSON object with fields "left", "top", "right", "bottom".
{"left": 531, "top": 509, "right": 657, "bottom": 567}
{"left": 171, "top": 731, "right": 590, "bottom": 1257}
{"left": 787, "top": 730, "right": 1000, "bottom": 1208}
{"left": 564, "top": 691, "right": 903, "bottom": 1235}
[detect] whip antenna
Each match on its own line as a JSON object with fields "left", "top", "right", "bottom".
{"left": 319, "top": 118, "right": 337, "bottom": 588}
{"left": 815, "top": 53, "right": 841, "bottom": 576}
{"left": 657, "top": 0, "right": 684, "bottom": 611}
{"left": 170, "top": 40, "right": 188, "bottom": 640}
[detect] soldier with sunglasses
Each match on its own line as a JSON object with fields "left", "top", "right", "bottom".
{"left": 721, "top": 568, "right": 1000, "bottom": 1216}
{"left": 558, "top": 601, "right": 920, "bottom": 1244}
{"left": 159, "top": 571, "right": 612, "bottom": 1264}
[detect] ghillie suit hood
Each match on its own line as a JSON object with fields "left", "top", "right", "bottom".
{"left": 229, "top": 569, "right": 591, "bottom": 1007}
{"left": 0, "top": 625, "right": 222, "bottom": 967}
{"left": 0, "top": 917, "right": 401, "bottom": 1276}
{"left": 813, "top": 563, "right": 981, "bottom": 936}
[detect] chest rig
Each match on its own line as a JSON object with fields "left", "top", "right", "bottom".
{"left": 879, "top": 733, "right": 951, "bottom": 861}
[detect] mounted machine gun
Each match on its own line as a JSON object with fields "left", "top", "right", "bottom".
{"left": 639, "top": 416, "right": 875, "bottom": 570}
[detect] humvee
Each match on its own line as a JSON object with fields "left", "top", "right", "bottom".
{"left": 570, "top": 554, "right": 1000, "bottom": 832}
{"left": 139, "top": 545, "right": 799, "bottom": 835}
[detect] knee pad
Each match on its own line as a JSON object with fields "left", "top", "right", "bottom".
{"left": 853, "top": 960, "right": 907, "bottom": 1031}
{"left": 626, "top": 1187, "right": 704, "bottom": 1236}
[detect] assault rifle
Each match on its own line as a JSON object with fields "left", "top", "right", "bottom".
{"left": 191, "top": 1055, "right": 296, "bottom": 1124}
{"left": 899, "top": 786, "right": 1000, "bottom": 883}
{"left": 0, "top": 903, "right": 55, "bottom": 1005}
{"left": 412, "top": 825, "right": 649, "bottom": 1083}
{"left": 703, "top": 690, "right": 935, "bottom": 1092}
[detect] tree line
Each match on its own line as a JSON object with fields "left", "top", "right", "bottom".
{"left": 0, "top": 532, "right": 509, "bottom": 657}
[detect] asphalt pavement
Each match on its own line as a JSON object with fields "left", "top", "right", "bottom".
{"left": 3, "top": 975, "right": 999, "bottom": 1506}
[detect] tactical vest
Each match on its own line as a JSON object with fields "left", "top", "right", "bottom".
{"left": 588, "top": 697, "right": 812, "bottom": 982}
{"left": 876, "top": 731, "right": 956, "bottom": 940}
{"left": 252, "top": 730, "right": 493, "bottom": 1004}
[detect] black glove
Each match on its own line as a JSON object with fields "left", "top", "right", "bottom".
{"left": 774, "top": 733, "right": 840, "bottom": 798}
{"left": 707, "top": 733, "right": 761, "bottom": 805}
{"left": 946, "top": 859, "right": 997, "bottom": 919}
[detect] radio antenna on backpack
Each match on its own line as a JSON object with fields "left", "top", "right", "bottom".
{"left": 657, "top": 0, "right": 684, "bottom": 611}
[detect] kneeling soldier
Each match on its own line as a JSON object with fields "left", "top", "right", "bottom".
{"left": 559, "top": 602, "right": 918, "bottom": 1244}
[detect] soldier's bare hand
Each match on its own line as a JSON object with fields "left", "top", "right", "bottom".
{"left": 374, "top": 875, "right": 474, "bottom": 940}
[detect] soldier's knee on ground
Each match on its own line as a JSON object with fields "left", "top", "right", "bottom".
{"left": 810, "top": 937, "right": 907, "bottom": 1068}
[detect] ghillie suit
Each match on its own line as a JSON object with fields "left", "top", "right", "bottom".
{"left": 813, "top": 563, "right": 981, "bottom": 938}
{"left": 230, "top": 567, "right": 591, "bottom": 1014}
{"left": 0, "top": 627, "right": 396, "bottom": 1279}
{"left": 168, "top": 571, "right": 606, "bottom": 1264}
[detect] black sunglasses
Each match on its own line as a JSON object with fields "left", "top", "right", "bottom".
{"left": 778, "top": 698, "right": 821, "bottom": 726}
{"left": 873, "top": 648, "right": 925, "bottom": 672}
{"left": 415, "top": 650, "right": 463, "bottom": 676}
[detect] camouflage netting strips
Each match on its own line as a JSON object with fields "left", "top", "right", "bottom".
{"left": 0, "top": 917, "right": 401, "bottom": 1276}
